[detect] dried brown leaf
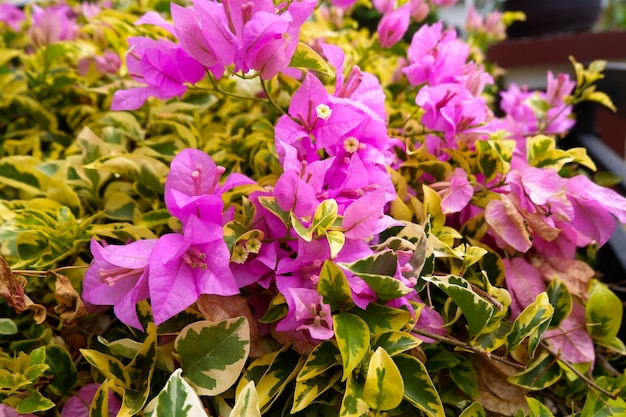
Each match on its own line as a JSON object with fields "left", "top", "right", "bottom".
{"left": 532, "top": 255, "right": 594, "bottom": 300}
{"left": 196, "top": 294, "right": 262, "bottom": 357}
{"left": 53, "top": 273, "right": 88, "bottom": 326}
{"left": 0, "top": 255, "right": 28, "bottom": 313}
{"left": 474, "top": 355, "right": 529, "bottom": 416}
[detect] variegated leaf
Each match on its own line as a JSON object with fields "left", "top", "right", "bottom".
{"left": 175, "top": 317, "right": 250, "bottom": 396}
{"left": 393, "top": 353, "right": 445, "bottom": 417}
{"left": 317, "top": 260, "right": 354, "bottom": 310}
{"left": 326, "top": 230, "right": 345, "bottom": 259}
{"left": 506, "top": 292, "right": 553, "bottom": 354}
{"left": 79, "top": 349, "right": 131, "bottom": 387}
{"left": 289, "top": 42, "right": 335, "bottom": 77}
{"left": 292, "top": 368, "right": 342, "bottom": 413}
{"left": 297, "top": 340, "right": 341, "bottom": 381}
{"left": 526, "top": 397, "right": 556, "bottom": 417}
{"left": 371, "top": 331, "right": 422, "bottom": 357}
{"left": 363, "top": 347, "right": 404, "bottom": 411}
{"left": 546, "top": 278, "right": 572, "bottom": 329}
{"left": 586, "top": 280, "right": 622, "bottom": 342}
{"left": 143, "top": 368, "right": 208, "bottom": 417}
{"left": 459, "top": 402, "right": 486, "bottom": 417}
{"left": 339, "top": 374, "right": 369, "bottom": 417}
{"left": 422, "top": 274, "right": 495, "bottom": 338}
{"left": 333, "top": 312, "right": 370, "bottom": 381}
{"left": 353, "top": 303, "right": 413, "bottom": 335}
{"left": 231, "top": 381, "right": 261, "bottom": 417}
{"left": 240, "top": 346, "right": 303, "bottom": 413}
{"left": 508, "top": 351, "right": 561, "bottom": 390}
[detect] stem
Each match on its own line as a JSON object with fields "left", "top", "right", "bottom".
{"left": 542, "top": 341, "right": 620, "bottom": 400}
{"left": 198, "top": 74, "right": 268, "bottom": 104}
{"left": 411, "top": 328, "right": 526, "bottom": 370}
{"left": 260, "top": 78, "right": 287, "bottom": 116}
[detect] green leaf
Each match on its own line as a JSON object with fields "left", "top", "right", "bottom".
{"left": 448, "top": 356, "right": 478, "bottom": 397}
{"left": 0, "top": 318, "right": 18, "bottom": 335}
{"left": 175, "top": 317, "right": 250, "bottom": 396}
{"left": 290, "top": 211, "right": 313, "bottom": 241}
{"left": 98, "top": 336, "right": 174, "bottom": 372}
{"left": 393, "top": 353, "right": 445, "bottom": 417}
{"left": 144, "top": 368, "right": 208, "bottom": 417}
{"left": 231, "top": 381, "right": 261, "bottom": 417}
{"left": 292, "top": 368, "right": 342, "bottom": 413}
{"left": 339, "top": 250, "right": 412, "bottom": 300}
{"left": 422, "top": 274, "right": 495, "bottom": 338}
{"left": 586, "top": 280, "right": 623, "bottom": 342}
{"left": 90, "top": 380, "right": 114, "bottom": 417}
{"left": 546, "top": 278, "right": 572, "bottom": 329}
{"left": 0, "top": 156, "right": 48, "bottom": 195}
{"left": 297, "top": 340, "right": 341, "bottom": 381}
{"left": 506, "top": 292, "right": 554, "bottom": 354}
{"left": 115, "top": 322, "right": 158, "bottom": 417}
{"left": 579, "top": 375, "right": 626, "bottom": 417}
{"left": 370, "top": 331, "right": 422, "bottom": 357}
{"left": 318, "top": 260, "right": 354, "bottom": 310}
{"left": 508, "top": 351, "right": 562, "bottom": 390}
{"left": 475, "top": 138, "right": 515, "bottom": 182}
{"left": 312, "top": 199, "right": 339, "bottom": 236}
{"left": 250, "top": 346, "right": 304, "bottom": 413}
{"left": 352, "top": 303, "right": 413, "bottom": 335}
{"left": 257, "top": 292, "right": 287, "bottom": 324}
{"left": 333, "top": 312, "right": 370, "bottom": 381}
{"left": 289, "top": 42, "right": 335, "bottom": 77}
{"left": 326, "top": 230, "right": 346, "bottom": 259}
{"left": 44, "top": 345, "right": 77, "bottom": 396}
{"left": 15, "top": 390, "right": 55, "bottom": 414}
{"left": 339, "top": 374, "right": 369, "bottom": 417}
{"left": 459, "top": 402, "right": 486, "bottom": 417}
{"left": 84, "top": 154, "right": 169, "bottom": 193}
{"left": 526, "top": 397, "right": 555, "bottom": 417}
{"left": 80, "top": 349, "right": 131, "bottom": 387}
{"left": 258, "top": 196, "right": 290, "bottom": 227}
{"left": 363, "top": 347, "right": 404, "bottom": 411}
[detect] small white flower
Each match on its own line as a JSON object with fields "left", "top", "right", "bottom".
{"left": 315, "top": 103, "right": 332, "bottom": 120}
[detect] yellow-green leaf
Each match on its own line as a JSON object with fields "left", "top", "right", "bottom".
{"left": 175, "top": 318, "right": 250, "bottom": 396}
{"left": 289, "top": 42, "right": 334, "bottom": 77}
{"left": 318, "top": 260, "right": 354, "bottom": 310}
{"left": 231, "top": 381, "right": 261, "bottom": 417}
{"left": 333, "top": 312, "right": 370, "bottom": 381}
{"left": 393, "top": 353, "right": 445, "bottom": 417}
{"left": 363, "top": 347, "right": 404, "bottom": 411}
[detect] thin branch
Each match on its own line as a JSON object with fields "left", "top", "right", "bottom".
{"left": 411, "top": 328, "right": 526, "bottom": 370}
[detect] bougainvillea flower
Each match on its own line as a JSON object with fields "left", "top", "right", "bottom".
{"left": 403, "top": 21, "right": 469, "bottom": 86}
{"left": 342, "top": 188, "right": 400, "bottom": 239}
{"left": 28, "top": 3, "right": 78, "bottom": 46}
{"left": 83, "top": 238, "right": 157, "bottom": 330}
{"left": 545, "top": 70, "right": 576, "bottom": 107}
{"left": 164, "top": 148, "right": 254, "bottom": 225}
{"left": 377, "top": 3, "right": 411, "bottom": 48}
{"left": 0, "top": 3, "right": 25, "bottom": 31}
{"left": 0, "top": 403, "right": 36, "bottom": 417}
{"left": 503, "top": 257, "right": 546, "bottom": 318}
{"left": 565, "top": 174, "right": 626, "bottom": 246}
{"left": 432, "top": 168, "right": 474, "bottom": 214}
{"left": 111, "top": 37, "right": 205, "bottom": 111}
{"left": 275, "top": 286, "right": 334, "bottom": 341}
{"left": 61, "top": 383, "right": 121, "bottom": 417}
{"left": 416, "top": 83, "right": 490, "bottom": 141}
{"left": 148, "top": 215, "right": 238, "bottom": 324}
{"left": 170, "top": 1, "right": 234, "bottom": 77}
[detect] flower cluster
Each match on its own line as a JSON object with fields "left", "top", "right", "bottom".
{"left": 111, "top": 0, "right": 316, "bottom": 110}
